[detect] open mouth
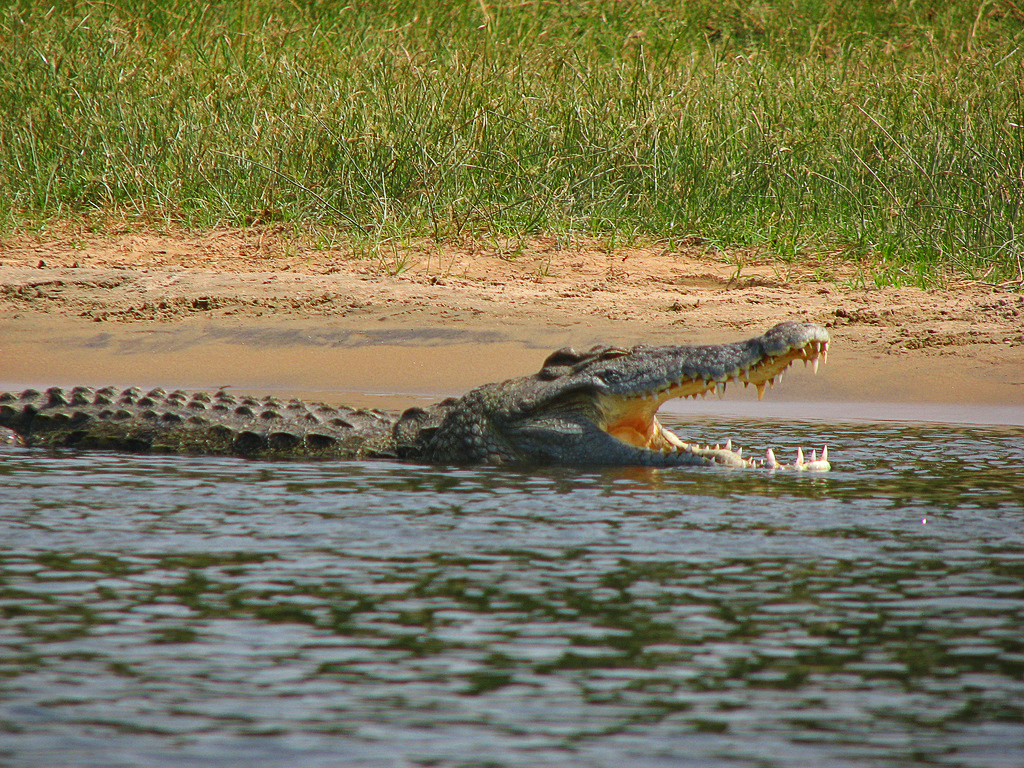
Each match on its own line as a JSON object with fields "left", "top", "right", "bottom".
{"left": 597, "top": 337, "right": 831, "bottom": 470}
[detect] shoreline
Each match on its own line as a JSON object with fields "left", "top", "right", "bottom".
{"left": 1, "top": 230, "right": 1022, "bottom": 425}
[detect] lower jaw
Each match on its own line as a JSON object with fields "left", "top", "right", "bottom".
{"left": 629, "top": 427, "right": 830, "bottom": 471}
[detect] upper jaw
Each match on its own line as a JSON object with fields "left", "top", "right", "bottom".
{"left": 597, "top": 322, "right": 831, "bottom": 403}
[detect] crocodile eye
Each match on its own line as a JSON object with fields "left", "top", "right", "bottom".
{"left": 540, "top": 345, "right": 632, "bottom": 380}
{"left": 596, "top": 346, "right": 630, "bottom": 361}
{"left": 541, "top": 347, "right": 583, "bottom": 367}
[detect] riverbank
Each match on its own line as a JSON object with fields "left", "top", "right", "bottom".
{"left": 1, "top": 229, "right": 1022, "bottom": 420}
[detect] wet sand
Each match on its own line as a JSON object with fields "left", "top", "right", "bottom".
{"left": 1, "top": 228, "right": 1022, "bottom": 425}
{"left": 3, "top": 311, "right": 1022, "bottom": 427}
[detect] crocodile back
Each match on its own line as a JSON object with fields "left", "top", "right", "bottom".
{"left": 0, "top": 386, "right": 399, "bottom": 459}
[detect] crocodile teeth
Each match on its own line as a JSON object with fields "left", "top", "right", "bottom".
{"left": 665, "top": 430, "right": 688, "bottom": 450}
{"left": 804, "top": 445, "right": 831, "bottom": 471}
{"left": 792, "top": 445, "right": 832, "bottom": 471}
{"left": 811, "top": 357, "right": 820, "bottom": 374}
{"left": 756, "top": 382, "right": 767, "bottom": 400}
{"left": 764, "top": 445, "right": 831, "bottom": 471}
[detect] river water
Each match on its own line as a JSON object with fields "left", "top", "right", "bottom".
{"left": 1, "top": 416, "right": 1023, "bottom": 768}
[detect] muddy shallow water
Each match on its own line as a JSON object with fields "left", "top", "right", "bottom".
{"left": 2, "top": 416, "right": 1023, "bottom": 768}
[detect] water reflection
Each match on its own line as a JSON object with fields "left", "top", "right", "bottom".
{"left": 1, "top": 418, "right": 1023, "bottom": 767}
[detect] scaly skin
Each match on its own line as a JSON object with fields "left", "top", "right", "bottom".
{"left": 0, "top": 321, "right": 831, "bottom": 469}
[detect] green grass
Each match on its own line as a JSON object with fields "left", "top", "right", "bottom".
{"left": 1, "top": 0, "right": 1022, "bottom": 285}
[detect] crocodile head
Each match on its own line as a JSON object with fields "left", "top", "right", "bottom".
{"left": 410, "top": 321, "right": 830, "bottom": 468}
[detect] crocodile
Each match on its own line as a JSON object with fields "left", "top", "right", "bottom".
{"left": 0, "top": 321, "right": 831, "bottom": 469}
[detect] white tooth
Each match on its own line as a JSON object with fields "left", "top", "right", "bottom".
{"left": 811, "top": 449, "right": 818, "bottom": 462}
{"left": 796, "top": 447, "right": 806, "bottom": 469}
{"left": 725, "top": 439, "right": 732, "bottom": 452}
{"left": 812, "top": 357, "right": 819, "bottom": 374}
{"left": 665, "top": 431, "right": 688, "bottom": 449}
{"left": 737, "top": 447, "right": 743, "bottom": 458}
{"left": 766, "top": 448, "right": 780, "bottom": 469}
{"left": 777, "top": 371, "right": 784, "bottom": 384}
{"left": 714, "top": 443, "right": 720, "bottom": 450}
{"left": 802, "top": 445, "right": 832, "bottom": 471}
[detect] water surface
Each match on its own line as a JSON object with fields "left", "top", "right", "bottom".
{"left": 1, "top": 417, "right": 1023, "bottom": 768}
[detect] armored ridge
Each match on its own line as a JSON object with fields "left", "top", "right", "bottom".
{"left": 0, "top": 321, "right": 831, "bottom": 469}
{"left": 0, "top": 386, "right": 400, "bottom": 459}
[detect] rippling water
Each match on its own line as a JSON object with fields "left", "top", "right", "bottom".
{"left": 1, "top": 418, "right": 1023, "bottom": 768}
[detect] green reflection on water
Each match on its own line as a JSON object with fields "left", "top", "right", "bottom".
{"left": 0, "top": 417, "right": 1022, "bottom": 765}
